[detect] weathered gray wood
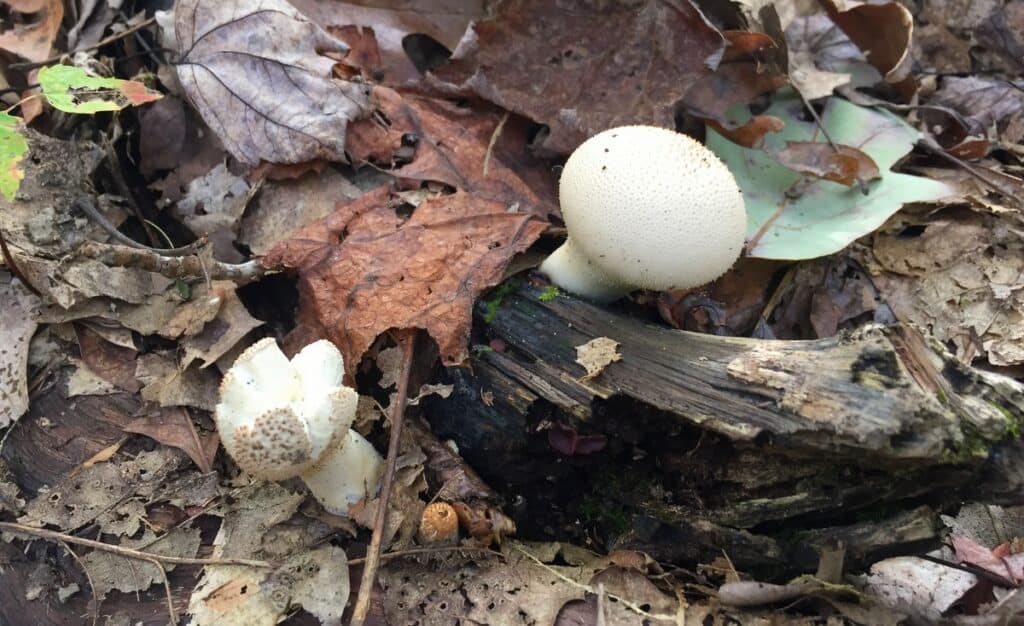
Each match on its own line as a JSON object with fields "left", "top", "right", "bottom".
{"left": 479, "top": 283, "right": 1023, "bottom": 465}
{"left": 423, "top": 282, "right": 1024, "bottom": 570}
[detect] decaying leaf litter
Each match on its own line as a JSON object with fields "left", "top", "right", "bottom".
{"left": 0, "top": 0, "right": 1023, "bottom": 624}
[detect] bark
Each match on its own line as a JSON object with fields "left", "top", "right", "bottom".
{"left": 423, "top": 282, "right": 1024, "bottom": 570}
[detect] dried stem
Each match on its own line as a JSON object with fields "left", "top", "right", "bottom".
{"left": 350, "top": 329, "right": 417, "bottom": 625}
{"left": 9, "top": 17, "right": 158, "bottom": 71}
{"left": 76, "top": 241, "right": 266, "bottom": 284}
{"left": 0, "top": 521, "right": 273, "bottom": 568}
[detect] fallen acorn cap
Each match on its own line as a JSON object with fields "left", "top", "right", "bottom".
{"left": 215, "top": 337, "right": 384, "bottom": 515}
{"left": 540, "top": 125, "right": 747, "bottom": 302}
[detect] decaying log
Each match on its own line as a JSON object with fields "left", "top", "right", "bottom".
{"left": 423, "top": 283, "right": 1024, "bottom": 570}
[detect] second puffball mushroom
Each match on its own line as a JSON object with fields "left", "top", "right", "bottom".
{"left": 215, "top": 337, "right": 383, "bottom": 516}
{"left": 539, "top": 125, "right": 747, "bottom": 302}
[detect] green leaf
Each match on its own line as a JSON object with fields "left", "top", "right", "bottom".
{"left": 707, "top": 90, "right": 955, "bottom": 260}
{"left": 0, "top": 112, "right": 28, "bottom": 201}
{"left": 38, "top": 65, "right": 162, "bottom": 114}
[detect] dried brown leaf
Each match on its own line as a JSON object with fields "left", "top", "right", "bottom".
{"left": 430, "top": 0, "right": 729, "bottom": 155}
{"left": 0, "top": 0, "right": 63, "bottom": 62}
{"left": 173, "top": 0, "right": 371, "bottom": 165}
{"left": 74, "top": 324, "right": 140, "bottom": 393}
{"left": 288, "top": 0, "right": 486, "bottom": 85}
{"left": 347, "top": 87, "right": 558, "bottom": 218}
{"left": 263, "top": 187, "right": 547, "bottom": 374}
{"left": 819, "top": 0, "right": 915, "bottom": 99}
{"left": 768, "top": 141, "right": 880, "bottom": 186}
{"left": 124, "top": 407, "right": 217, "bottom": 473}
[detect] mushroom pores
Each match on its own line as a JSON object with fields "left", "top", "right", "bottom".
{"left": 552, "top": 125, "right": 747, "bottom": 296}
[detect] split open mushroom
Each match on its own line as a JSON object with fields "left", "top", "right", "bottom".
{"left": 539, "top": 125, "right": 747, "bottom": 302}
{"left": 214, "top": 337, "right": 383, "bottom": 515}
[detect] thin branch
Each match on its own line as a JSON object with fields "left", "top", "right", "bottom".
{"left": 73, "top": 197, "right": 203, "bottom": 257}
{"left": 482, "top": 111, "right": 510, "bottom": 177}
{"left": 9, "top": 17, "right": 158, "bottom": 72}
{"left": 347, "top": 545, "right": 501, "bottom": 565}
{"left": 350, "top": 329, "right": 416, "bottom": 625}
{"left": 0, "top": 521, "right": 273, "bottom": 568}
{"left": 76, "top": 241, "right": 267, "bottom": 284}
{"left": 58, "top": 541, "right": 99, "bottom": 626}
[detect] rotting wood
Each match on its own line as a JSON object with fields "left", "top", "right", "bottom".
{"left": 475, "top": 283, "right": 1023, "bottom": 464}
{"left": 423, "top": 282, "right": 1024, "bottom": 571}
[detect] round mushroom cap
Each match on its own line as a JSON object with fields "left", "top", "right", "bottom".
{"left": 559, "top": 125, "right": 747, "bottom": 291}
{"left": 215, "top": 338, "right": 358, "bottom": 481}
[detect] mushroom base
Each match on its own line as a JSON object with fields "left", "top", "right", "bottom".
{"left": 301, "top": 430, "right": 384, "bottom": 516}
{"left": 538, "top": 238, "right": 632, "bottom": 303}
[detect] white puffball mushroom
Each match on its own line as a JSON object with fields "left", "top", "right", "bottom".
{"left": 539, "top": 125, "right": 747, "bottom": 303}
{"left": 215, "top": 337, "right": 384, "bottom": 516}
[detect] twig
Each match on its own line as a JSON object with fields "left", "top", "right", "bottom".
{"left": 795, "top": 88, "right": 869, "bottom": 194}
{"left": 76, "top": 241, "right": 266, "bottom": 284}
{"left": 59, "top": 541, "right": 99, "bottom": 626}
{"left": 916, "top": 553, "right": 1018, "bottom": 588}
{"left": 510, "top": 543, "right": 680, "bottom": 622}
{"left": 9, "top": 17, "right": 158, "bottom": 72}
{"left": 482, "top": 111, "right": 510, "bottom": 177}
{"left": 915, "top": 136, "right": 1024, "bottom": 207}
{"left": 350, "top": 329, "right": 417, "bottom": 626}
{"left": 347, "top": 545, "right": 501, "bottom": 565}
{"left": 73, "top": 197, "right": 202, "bottom": 257}
{"left": 0, "top": 521, "right": 273, "bottom": 568}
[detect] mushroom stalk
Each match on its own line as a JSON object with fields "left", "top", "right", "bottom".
{"left": 300, "top": 430, "right": 383, "bottom": 514}
{"left": 539, "top": 238, "right": 632, "bottom": 303}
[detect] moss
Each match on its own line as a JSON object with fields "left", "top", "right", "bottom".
{"left": 481, "top": 279, "right": 518, "bottom": 323}
{"left": 539, "top": 285, "right": 560, "bottom": 301}
{"left": 578, "top": 495, "right": 632, "bottom": 535}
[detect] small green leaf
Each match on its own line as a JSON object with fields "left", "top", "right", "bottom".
{"left": 707, "top": 90, "right": 955, "bottom": 260}
{"left": 0, "top": 112, "right": 28, "bottom": 201}
{"left": 38, "top": 65, "right": 162, "bottom": 114}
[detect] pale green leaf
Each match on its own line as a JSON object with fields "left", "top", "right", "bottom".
{"left": 38, "top": 65, "right": 162, "bottom": 114}
{"left": 0, "top": 112, "right": 28, "bottom": 201}
{"left": 708, "top": 91, "right": 955, "bottom": 260}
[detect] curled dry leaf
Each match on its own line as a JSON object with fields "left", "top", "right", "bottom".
{"left": 0, "top": 0, "right": 63, "bottom": 62}
{"left": 819, "top": 0, "right": 915, "bottom": 99}
{"left": 768, "top": 141, "right": 880, "bottom": 186}
{"left": 431, "top": 0, "right": 727, "bottom": 155}
{"left": 263, "top": 186, "right": 547, "bottom": 375}
{"left": 174, "top": 0, "right": 371, "bottom": 165}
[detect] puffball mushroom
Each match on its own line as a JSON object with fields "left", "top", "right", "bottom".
{"left": 215, "top": 337, "right": 383, "bottom": 516}
{"left": 539, "top": 125, "right": 747, "bottom": 302}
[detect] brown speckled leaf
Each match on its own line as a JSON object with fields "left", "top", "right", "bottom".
{"left": 346, "top": 87, "right": 558, "bottom": 218}
{"left": 262, "top": 187, "right": 547, "bottom": 374}
{"left": 431, "top": 0, "right": 730, "bottom": 154}
{"left": 174, "top": 0, "right": 371, "bottom": 166}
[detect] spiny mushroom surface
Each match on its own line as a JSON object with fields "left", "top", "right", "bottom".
{"left": 215, "top": 337, "right": 383, "bottom": 515}
{"left": 539, "top": 125, "right": 747, "bottom": 302}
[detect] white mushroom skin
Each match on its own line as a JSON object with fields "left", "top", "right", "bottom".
{"left": 215, "top": 337, "right": 383, "bottom": 515}
{"left": 539, "top": 125, "right": 747, "bottom": 302}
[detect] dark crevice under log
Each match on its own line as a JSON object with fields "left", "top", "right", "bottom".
{"left": 423, "top": 282, "right": 1024, "bottom": 573}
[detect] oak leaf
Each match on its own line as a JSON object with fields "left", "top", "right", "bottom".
{"left": 263, "top": 187, "right": 547, "bottom": 375}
